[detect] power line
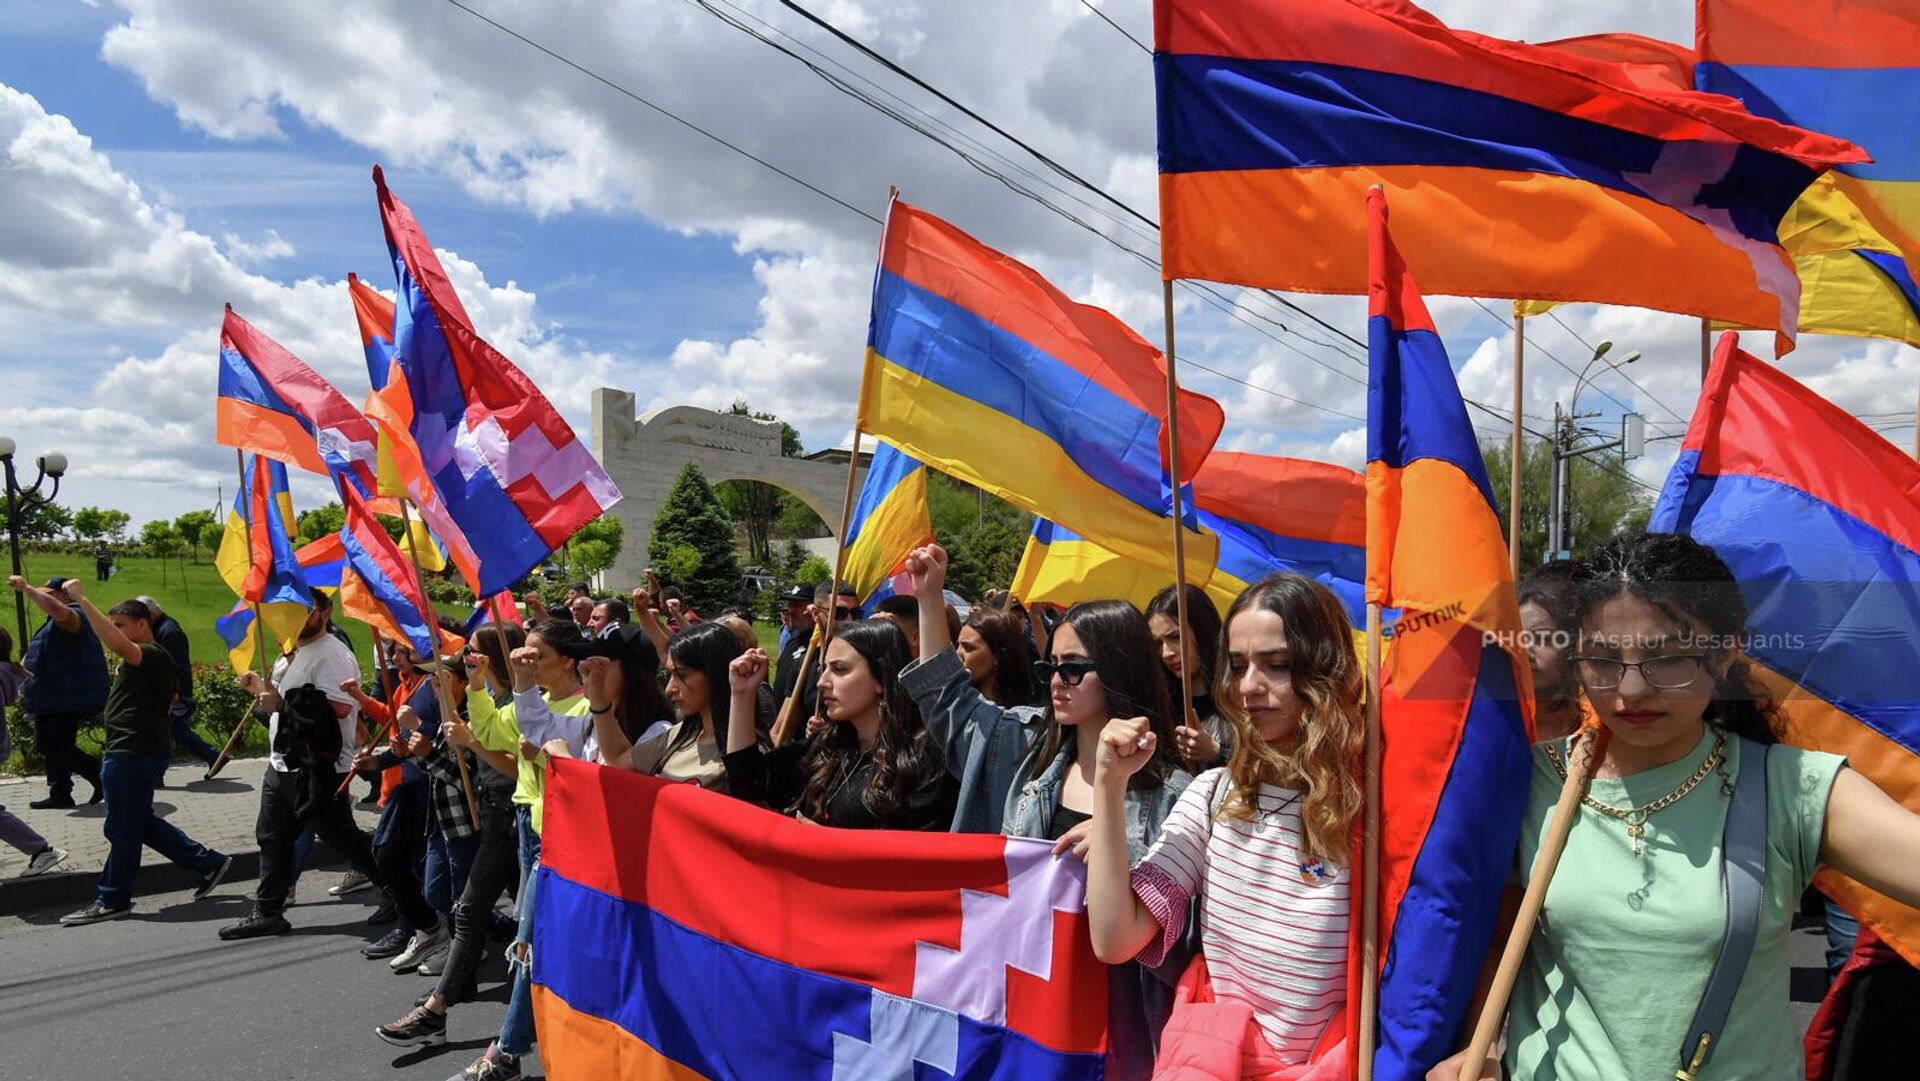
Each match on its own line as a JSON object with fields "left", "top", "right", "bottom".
{"left": 439, "top": 0, "right": 881, "bottom": 225}
{"left": 1472, "top": 299, "right": 1644, "bottom": 420}
{"left": 1076, "top": 0, "right": 1151, "bottom": 55}
{"left": 1540, "top": 309, "right": 1692, "bottom": 425}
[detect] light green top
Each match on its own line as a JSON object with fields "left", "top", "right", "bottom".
{"left": 1506, "top": 730, "right": 1844, "bottom": 1081}
{"left": 465, "top": 686, "right": 589, "bottom": 834}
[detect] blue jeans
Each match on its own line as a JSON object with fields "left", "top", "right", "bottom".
{"left": 96, "top": 754, "right": 223, "bottom": 909}
{"left": 1824, "top": 896, "right": 1862, "bottom": 983}
{"left": 169, "top": 704, "right": 219, "bottom": 766}
{"left": 498, "top": 806, "right": 541, "bottom": 1057}
{"left": 425, "top": 830, "right": 479, "bottom": 916}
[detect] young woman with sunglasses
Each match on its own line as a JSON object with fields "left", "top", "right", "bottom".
{"left": 1147, "top": 583, "right": 1233, "bottom": 772}
{"left": 724, "top": 619, "right": 955, "bottom": 829}
{"left": 1433, "top": 532, "right": 1920, "bottom": 1081}
{"left": 899, "top": 543, "right": 1191, "bottom": 1080}
{"left": 1087, "top": 573, "right": 1364, "bottom": 1073}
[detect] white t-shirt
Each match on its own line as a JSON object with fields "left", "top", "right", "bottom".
{"left": 1130, "top": 768, "right": 1349, "bottom": 1063}
{"left": 268, "top": 635, "right": 362, "bottom": 774}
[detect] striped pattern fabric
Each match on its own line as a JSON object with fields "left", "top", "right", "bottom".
{"left": 1131, "top": 770, "right": 1347, "bottom": 1063}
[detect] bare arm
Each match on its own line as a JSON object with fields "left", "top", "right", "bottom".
{"left": 8, "top": 576, "right": 80, "bottom": 634}
{"left": 65, "top": 583, "right": 141, "bottom": 664}
{"left": 1085, "top": 717, "right": 1166, "bottom": 963}
{"left": 728, "top": 649, "right": 769, "bottom": 755}
{"left": 578, "top": 656, "right": 635, "bottom": 768}
{"left": 1821, "top": 768, "right": 1920, "bottom": 909}
{"left": 904, "top": 544, "right": 953, "bottom": 661}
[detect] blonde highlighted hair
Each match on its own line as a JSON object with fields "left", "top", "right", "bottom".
{"left": 1213, "top": 574, "right": 1365, "bottom": 867}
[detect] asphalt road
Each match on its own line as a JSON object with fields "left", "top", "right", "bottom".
{"left": 2, "top": 869, "right": 543, "bottom": 1081}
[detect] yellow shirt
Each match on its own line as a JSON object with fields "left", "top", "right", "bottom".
{"left": 465, "top": 686, "right": 589, "bottom": 834}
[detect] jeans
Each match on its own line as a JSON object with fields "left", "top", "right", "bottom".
{"left": 253, "top": 766, "right": 384, "bottom": 918}
{"left": 169, "top": 704, "right": 219, "bottom": 766}
{"left": 433, "top": 797, "right": 519, "bottom": 1008}
{"left": 372, "top": 787, "right": 437, "bottom": 932}
{"left": 425, "top": 830, "right": 479, "bottom": 916}
{"left": 96, "top": 753, "right": 224, "bottom": 909}
{"left": 497, "top": 805, "right": 541, "bottom": 1057}
{"left": 1825, "top": 896, "right": 1863, "bottom": 983}
{"left": 32, "top": 710, "right": 101, "bottom": 800}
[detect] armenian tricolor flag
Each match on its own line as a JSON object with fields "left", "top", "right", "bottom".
{"left": 532, "top": 758, "right": 1109, "bottom": 1079}
{"left": 860, "top": 197, "right": 1219, "bottom": 578}
{"left": 215, "top": 306, "right": 380, "bottom": 494}
{"left": 1365, "top": 186, "right": 1533, "bottom": 1081}
{"left": 213, "top": 454, "right": 313, "bottom": 654}
{"left": 1651, "top": 333, "right": 1920, "bottom": 965}
{"left": 841, "top": 440, "right": 935, "bottom": 611}
{"left": 1153, "top": 0, "right": 1866, "bottom": 343}
{"left": 373, "top": 167, "right": 620, "bottom": 597}
{"left": 337, "top": 483, "right": 446, "bottom": 659}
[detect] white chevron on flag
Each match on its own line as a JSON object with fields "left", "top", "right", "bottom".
{"left": 910, "top": 840, "right": 1086, "bottom": 1027}
{"left": 830, "top": 991, "right": 958, "bottom": 1081}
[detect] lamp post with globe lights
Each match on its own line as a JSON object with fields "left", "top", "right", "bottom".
{"left": 0, "top": 437, "right": 68, "bottom": 645}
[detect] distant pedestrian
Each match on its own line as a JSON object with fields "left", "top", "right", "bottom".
{"left": 92, "top": 546, "right": 112, "bottom": 582}
{"left": 136, "top": 595, "right": 220, "bottom": 775}
{"left": 18, "top": 575, "right": 105, "bottom": 809}
{"left": 0, "top": 626, "right": 66, "bottom": 876}
{"left": 13, "top": 582, "right": 231, "bottom": 926}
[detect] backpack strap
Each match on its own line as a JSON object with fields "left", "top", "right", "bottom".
{"left": 1677, "top": 736, "right": 1770, "bottom": 1081}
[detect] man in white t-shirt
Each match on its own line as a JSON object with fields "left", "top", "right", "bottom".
{"left": 219, "top": 589, "right": 389, "bottom": 941}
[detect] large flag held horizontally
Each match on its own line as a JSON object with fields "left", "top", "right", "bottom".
{"left": 1365, "top": 186, "right": 1534, "bottom": 1081}
{"left": 861, "top": 197, "right": 1220, "bottom": 577}
{"left": 373, "top": 167, "right": 620, "bottom": 596}
{"left": 215, "top": 306, "right": 381, "bottom": 495}
{"left": 841, "top": 440, "right": 936, "bottom": 612}
{"left": 1153, "top": 0, "right": 1867, "bottom": 343}
{"left": 532, "top": 757, "right": 1109, "bottom": 1079}
{"left": 1650, "top": 333, "right": 1920, "bottom": 965}
{"left": 213, "top": 453, "right": 313, "bottom": 654}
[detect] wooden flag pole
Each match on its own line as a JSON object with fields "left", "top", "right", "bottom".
{"left": 1358, "top": 600, "right": 1383, "bottom": 1081}
{"left": 1159, "top": 280, "right": 1197, "bottom": 740}
{"left": 1700, "top": 317, "right": 1713, "bottom": 381}
{"left": 770, "top": 631, "right": 821, "bottom": 747}
{"left": 1509, "top": 312, "right": 1527, "bottom": 578}
{"left": 1453, "top": 724, "right": 1609, "bottom": 1080}
{"left": 207, "top": 449, "right": 279, "bottom": 780}
{"left": 397, "top": 500, "right": 480, "bottom": 825}
{"left": 773, "top": 426, "right": 866, "bottom": 747}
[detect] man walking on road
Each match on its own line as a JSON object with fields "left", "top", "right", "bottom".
{"left": 137, "top": 595, "right": 221, "bottom": 776}
{"left": 219, "top": 588, "right": 388, "bottom": 941}
{"left": 19, "top": 575, "right": 106, "bottom": 809}
{"left": 6, "top": 580, "right": 234, "bottom": 926}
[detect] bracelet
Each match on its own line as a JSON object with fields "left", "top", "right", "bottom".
{"left": 590, "top": 703, "right": 613, "bottom": 715}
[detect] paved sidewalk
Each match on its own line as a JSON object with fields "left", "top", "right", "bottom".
{"left": 0, "top": 757, "right": 382, "bottom": 912}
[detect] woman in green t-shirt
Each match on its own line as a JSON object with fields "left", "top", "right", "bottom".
{"left": 1436, "top": 532, "right": 1920, "bottom": 1081}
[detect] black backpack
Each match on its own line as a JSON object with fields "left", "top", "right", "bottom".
{"left": 272, "top": 684, "right": 344, "bottom": 771}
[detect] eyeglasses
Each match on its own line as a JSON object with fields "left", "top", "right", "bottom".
{"left": 1571, "top": 654, "right": 1708, "bottom": 690}
{"left": 1033, "top": 659, "right": 1097, "bottom": 687}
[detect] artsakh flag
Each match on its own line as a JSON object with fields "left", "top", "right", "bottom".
{"left": 336, "top": 481, "right": 449, "bottom": 659}
{"left": 215, "top": 306, "right": 380, "bottom": 496}
{"left": 372, "top": 166, "right": 620, "bottom": 596}
{"left": 1364, "top": 186, "right": 1534, "bottom": 1081}
{"left": 1651, "top": 333, "right": 1920, "bottom": 966}
{"left": 464, "top": 590, "right": 524, "bottom": 636}
{"left": 533, "top": 758, "right": 1108, "bottom": 1080}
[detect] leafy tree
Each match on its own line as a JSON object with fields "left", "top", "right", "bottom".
{"left": 13, "top": 498, "right": 72, "bottom": 542}
{"left": 567, "top": 516, "right": 624, "bottom": 582}
{"left": 776, "top": 540, "right": 811, "bottom": 580}
{"left": 1481, "top": 437, "right": 1653, "bottom": 569}
{"left": 173, "top": 509, "right": 217, "bottom": 562}
{"left": 944, "top": 517, "right": 1029, "bottom": 602}
{"left": 72, "top": 507, "right": 131, "bottom": 545}
{"left": 140, "top": 520, "right": 184, "bottom": 589}
{"left": 716, "top": 401, "right": 805, "bottom": 562}
{"left": 793, "top": 554, "right": 832, "bottom": 586}
{"left": 649, "top": 462, "right": 742, "bottom": 613}
{"left": 296, "top": 502, "right": 346, "bottom": 546}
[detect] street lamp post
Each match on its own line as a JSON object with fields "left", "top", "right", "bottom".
{"left": 1548, "top": 343, "right": 1645, "bottom": 562}
{"left": 0, "top": 437, "right": 68, "bottom": 646}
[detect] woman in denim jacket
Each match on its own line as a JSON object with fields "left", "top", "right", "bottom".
{"left": 898, "top": 543, "right": 1191, "bottom": 1081}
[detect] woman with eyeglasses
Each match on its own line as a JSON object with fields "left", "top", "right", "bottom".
{"left": 898, "top": 543, "right": 1190, "bottom": 1081}
{"left": 1433, "top": 531, "right": 1920, "bottom": 1081}
{"left": 1147, "top": 583, "right": 1234, "bottom": 772}
{"left": 723, "top": 618, "right": 956, "bottom": 829}
{"left": 1087, "top": 572, "right": 1362, "bottom": 1074}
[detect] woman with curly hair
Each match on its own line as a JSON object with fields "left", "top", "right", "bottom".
{"left": 1434, "top": 531, "right": 1920, "bottom": 1081}
{"left": 723, "top": 618, "right": 955, "bottom": 830}
{"left": 1087, "top": 572, "right": 1364, "bottom": 1071}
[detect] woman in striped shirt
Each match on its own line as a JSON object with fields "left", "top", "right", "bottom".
{"left": 1087, "top": 573, "right": 1364, "bottom": 1071}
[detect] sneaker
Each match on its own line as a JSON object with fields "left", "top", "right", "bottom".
{"left": 391, "top": 924, "right": 450, "bottom": 971}
{"left": 194, "top": 855, "right": 234, "bottom": 901}
{"left": 28, "top": 794, "right": 76, "bottom": 810}
{"left": 218, "top": 910, "right": 293, "bottom": 941}
{"left": 287, "top": 881, "right": 299, "bottom": 906}
{"left": 22, "top": 846, "right": 68, "bottom": 877}
{"left": 330, "top": 869, "right": 374, "bottom": 897}
{"left": 447, "top": 1044, "right": 520, "bottom": 1081}
{"left": 373, "top": 1004, "right": 448, "bottom": 1048}
{"left": 361, "top": 926, "right": 411, "bottom": 959}
{"left": 86, "top": 786, "right": 103, "bottom": 805}
{"left": 367, "top": 897, "right": 398, "bottom": 924}
{"left": 415, "top": 937, "right": 453, "bottom": 976}
{"left": 59, "top": 901, "right": 131, "bottom": 927}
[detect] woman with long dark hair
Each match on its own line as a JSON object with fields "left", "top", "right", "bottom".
{"left": 725, "top": 619, "right": 955, "bottom": 829}
{"left": 590, "top": 622, "right": 734, "bottom": 789}
{"left": 899, "top": 543, "right": 1191, "bottom": 1080}
{"left": 1146, "top": 583, "right": 1232, "bottom": 771}
{"left": 1434, "top": 532, "right": 1920, "bottom": 1081}
{"left": 1516, "top": 562, "right": 1587, "bottom": 744}
{"left": 1087, "top": 573, "right": 1364, "bottom": 1071}
{"left": 955, "top": 605, "right": 1040, "bottom": 708}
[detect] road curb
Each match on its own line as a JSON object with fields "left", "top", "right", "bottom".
{"left": 0, "top": 841, "right": 354, "bottom": 917}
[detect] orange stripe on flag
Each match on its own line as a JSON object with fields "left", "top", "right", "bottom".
{"left": 533, "top": 985, "right": 710, "bottom": 1081}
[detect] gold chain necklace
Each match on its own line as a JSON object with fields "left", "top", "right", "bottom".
{"left": 1547, "top": 734, "right": 1727, "bottom": 855}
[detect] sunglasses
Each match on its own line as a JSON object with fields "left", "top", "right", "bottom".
{"left": 1033, "top": 659, "right": 1097, "bottom": 687}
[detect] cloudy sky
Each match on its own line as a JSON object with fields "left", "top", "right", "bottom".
{"left": 0, "top": 0, "right": 1910, "bottom": 529}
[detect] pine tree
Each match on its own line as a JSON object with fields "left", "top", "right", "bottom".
{"left": 649, "top": 462, "right": 743, "bottom": 613}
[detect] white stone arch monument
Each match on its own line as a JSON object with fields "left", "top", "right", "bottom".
{"left": 590, "top": 390, "right": 865, "bottom": 588}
